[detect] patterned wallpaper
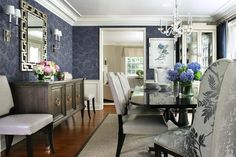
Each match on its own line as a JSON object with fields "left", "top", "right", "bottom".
{"left": 72, "top": 26, "right": 172, "bottom": 80}
{"left": 0, "top": 0, "right": 72, "bottom": 82}
{"left": 72, "top": 26, "right": 99, "bottom": 79}
{"left": 0, "top": 0, "right": 171, "bottom": 81}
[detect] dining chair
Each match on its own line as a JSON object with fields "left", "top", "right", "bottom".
{"left": 154, "top": 67, "right": 170, "bottom": 84}
{"left": 153, "top": 59, "right": 234, "bottom": 157}
{"left": 117, "top": 72, "right": 161, "bottom": 115}
{"left": 0, "top": 75, "right": 55, "bottom": 157}
{"left": 107, "top": 72, "right": 168, "bottom": 157}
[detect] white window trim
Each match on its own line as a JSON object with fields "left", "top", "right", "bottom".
{"left": 125, "top": 57, "right": 144, "bottom": 77}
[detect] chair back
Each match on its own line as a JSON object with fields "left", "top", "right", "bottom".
{"left": 185, "top": 59, "right": 233, "bottom": 157}
{"left": 107, "top": 72, "right": 127, "bottom": 115}
{"left": 0, "top": 75, "right": 14, "bottom": 116}
{"left": 117, "top": 72, "right": 130, "bottom": 101}
{"left": 210, "top": 60, "right": 236, "bottom": 157}
{"left": 154, "top": 67, "right": 169, "bottom": 84}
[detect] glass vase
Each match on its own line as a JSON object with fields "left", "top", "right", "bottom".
{"left": 179, "top": 82, "right": 193, "bottom": 98}
{"left": 172, "top": 81, "right": 179, "bottom": 97}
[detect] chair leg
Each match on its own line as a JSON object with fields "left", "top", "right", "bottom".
{"left": 81, "top": 108, "right": 85, "bottom": 120}
{"left": 116, "top": 115, "right": 125, "bottom": 157}
{"left": 92, "top": 98, "right": 96, "bottom": 114}
{"left": 26, "top": 135, "right": 33, "bottom": 157}
{"left": 116, "top": 133, "right": 126, "bottom": 157}
{"left": 154, "top": 144, "right": 162, "bottom": 157}
{"left": 46, "top": 123, "right": 55, "bottom": 154}
{"left": 5, "top": 135, "right": 14, "bottom": 155}
{"left": 164, "top": 152, "right": 168, "bottom": 157}
{"left": 87, "top": 100, "right": 91, "bottom": 119}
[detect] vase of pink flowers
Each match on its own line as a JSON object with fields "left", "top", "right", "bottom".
{"left": 33, "top": 61, "right": 60, "bottom": 81}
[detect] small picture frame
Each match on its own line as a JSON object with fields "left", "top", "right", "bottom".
{"left": 149, "top": 38, "right": 175, "bottom": 69}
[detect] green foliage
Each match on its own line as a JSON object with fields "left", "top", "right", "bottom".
{"left": 194, "top": 71, "right": 202, "bottom": 80}
{"left": 136, "top": 69, "right": 144, "bottom": 77}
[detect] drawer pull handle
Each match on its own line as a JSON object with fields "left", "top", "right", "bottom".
{"left": 55, "top": 98, "right": 61, "bottom": 106}
{"left": 67, "top": 96, "right": 72, "bottom": 102}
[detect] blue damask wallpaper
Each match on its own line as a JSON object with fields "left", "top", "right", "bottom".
{"left": 72, "top": 26, "right": 171, "bottom": 80}
{"left": 0, "top": 0, "right": 171, "bottom": 81}
{"left": 0, "top": 0, "right": 72, "bottom": 82}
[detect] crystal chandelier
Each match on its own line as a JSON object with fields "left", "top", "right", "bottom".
{"left": 158, "top": 0, "right": 192, "bottom": 42}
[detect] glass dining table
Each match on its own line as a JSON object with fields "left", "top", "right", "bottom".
{"left": 130, "top": 86, "right": 197, "bottom": 127}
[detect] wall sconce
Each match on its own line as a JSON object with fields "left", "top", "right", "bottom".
{"left": 15, "top": 9, "right": 21, "bottom": 25}
{"left": 53, "top": 29, "right": 62, "bottom": 52}
{"left": 3, "top": 5, "right": 21, "bottom": 42}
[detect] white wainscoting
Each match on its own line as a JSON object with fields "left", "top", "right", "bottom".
{"left": 84, "top": 80, "right": 103, "bottom": 110}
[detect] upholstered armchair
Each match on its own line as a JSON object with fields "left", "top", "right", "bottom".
{"left": 108, "top": 72, "right": 168, "bottom": 157}
{"left": 0, "top": 75, "right": 54, "bottom": 157}
{"left": 154, "top": 59, "right": 234, "bottom": 157}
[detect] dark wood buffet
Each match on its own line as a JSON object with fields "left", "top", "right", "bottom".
{"left": 11, "top": 79, "right": 84, "bottom": 126}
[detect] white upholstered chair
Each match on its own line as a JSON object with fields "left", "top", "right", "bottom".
{"left": 107, "top": 72, "right": 168, "bottom": 157}
{"left": 154, "top": 59, "right": 235, "bottom": 157}
{"left": 0, "top": 75, "right": 54, "bottom": 157}
{"left": 117, "top": 72, "right": 161, "bottom": 115}
{"left": 154, "top": 67, "right": 170, "bottom": 84}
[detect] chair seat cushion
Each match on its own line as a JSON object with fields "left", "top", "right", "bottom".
{"left": 84, "top": 94, "right": 95, "bottom": 100}
{"left": 0, "top": 114, "right": 53, "bottom": 135}
{"left": 154, "top": 127, "right": 191, "bottom": 156}
{"left": 123, "top": 114, "right": 168, "bottom": 135}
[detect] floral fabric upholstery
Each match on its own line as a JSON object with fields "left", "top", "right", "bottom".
{"left": 210, "top": 61, "right": 236, "bottom": 157}
{"left": 154, "top": 59, "right": 233, "bottom": 157}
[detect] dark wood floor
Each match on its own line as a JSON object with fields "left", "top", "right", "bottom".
{"left": 1, "top": 105, "right": 116, "bottom": 157}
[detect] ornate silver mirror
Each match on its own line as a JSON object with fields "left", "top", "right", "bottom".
{"left": 21, "top": 0, "right": 47, "bottom": 71}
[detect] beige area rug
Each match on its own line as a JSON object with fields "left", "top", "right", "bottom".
{"left": 77, "top": 114, "right": 155, "bottom": 157}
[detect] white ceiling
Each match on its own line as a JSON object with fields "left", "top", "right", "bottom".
{"left": 36, "top": 0, "right": 236, "bottom": 25}
{"left": 103, "top": 30, "right": 144, "bottom": 46}
{"left": 67, "top": 0, "right": 229, "bottom": 16}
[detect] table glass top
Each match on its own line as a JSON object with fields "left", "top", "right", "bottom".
{"left": 130, "top": 86, "right": 197, "bottom": 108}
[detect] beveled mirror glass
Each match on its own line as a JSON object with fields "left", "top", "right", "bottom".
{"left": 21, "top": 0, "right": 47, "bottom": 71}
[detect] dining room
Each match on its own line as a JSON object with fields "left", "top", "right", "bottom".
{"left": 0, "top": 0, "right": 236, "bottom": 157}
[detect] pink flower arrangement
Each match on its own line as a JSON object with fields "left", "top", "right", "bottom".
{"left": 33, "top": 61, "right": 60, "bottom": 77}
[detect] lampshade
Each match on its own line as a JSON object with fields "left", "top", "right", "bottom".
{"left": 15, "top": 9, "right": 21, "bottom": 18}
{"left": 5, "top": 5, "right": 15, "bottom": 15}
{"left": 58, "top": 30, "right": 62, "bottom": 36}
{"left": 54, "top": 29, "right": 59, "bottom": 35}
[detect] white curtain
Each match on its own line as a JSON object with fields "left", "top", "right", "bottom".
{"left": 123, "top": 48, "right": 144, "bottom": 57}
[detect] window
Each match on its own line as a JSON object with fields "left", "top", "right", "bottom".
{"left": 125, "top": 57, "right": 143, "bottom": 76}
{"left": 227, "top": 20, "right": 236, "bottom": 59}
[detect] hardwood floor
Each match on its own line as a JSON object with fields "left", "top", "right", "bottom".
{"left": 1, "top": 105, "right": 116, "bottom": 157}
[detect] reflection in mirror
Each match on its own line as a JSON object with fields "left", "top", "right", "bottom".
{"left": 21, "top": 0, "right": 47, "bottom": 71}
{"left": 28, "top": 13, "right": 44, "bottom": 63}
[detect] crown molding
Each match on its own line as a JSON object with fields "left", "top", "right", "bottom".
{"left": 73, "top": 15, "right": 214, "bottom": 26}
{"left": 213, "top": 0, "right": 236, "bottom": 23}
{"left": 35, "top": 0, "right": 80, "bottom": 25}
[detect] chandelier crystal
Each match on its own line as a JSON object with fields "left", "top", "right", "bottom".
{"left": 158, "top": 0, "right": 192, "bottom": 42}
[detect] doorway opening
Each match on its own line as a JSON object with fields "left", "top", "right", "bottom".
{"left": 99, "top": 28, "right": 146, "bottom": 107}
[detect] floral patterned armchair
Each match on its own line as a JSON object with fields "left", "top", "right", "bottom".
{"left": 154, "top": 59, "right": 236, "bottom": 157}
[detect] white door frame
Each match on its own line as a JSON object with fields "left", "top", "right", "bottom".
{"left": 99, "top": 27, "right": 147, "bottom": 109}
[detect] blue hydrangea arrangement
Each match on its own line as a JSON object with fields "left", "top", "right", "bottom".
{"left": 167, "top": 62, "right": 202, "bottom": 84}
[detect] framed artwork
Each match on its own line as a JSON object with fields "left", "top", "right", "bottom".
{"left": 149, "top": 38, "right": 175, "bottom": 69}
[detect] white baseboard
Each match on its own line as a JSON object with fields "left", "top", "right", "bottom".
{"left": 84, "top": 80, "right": 103, "bottom": 110}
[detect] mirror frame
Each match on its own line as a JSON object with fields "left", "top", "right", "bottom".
{"left": 20, "top": 0, "right": 47, "bottom": 71}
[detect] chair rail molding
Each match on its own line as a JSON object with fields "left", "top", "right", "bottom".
{"left": 84, "top": 80, "right": 102, "bottom": 110}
